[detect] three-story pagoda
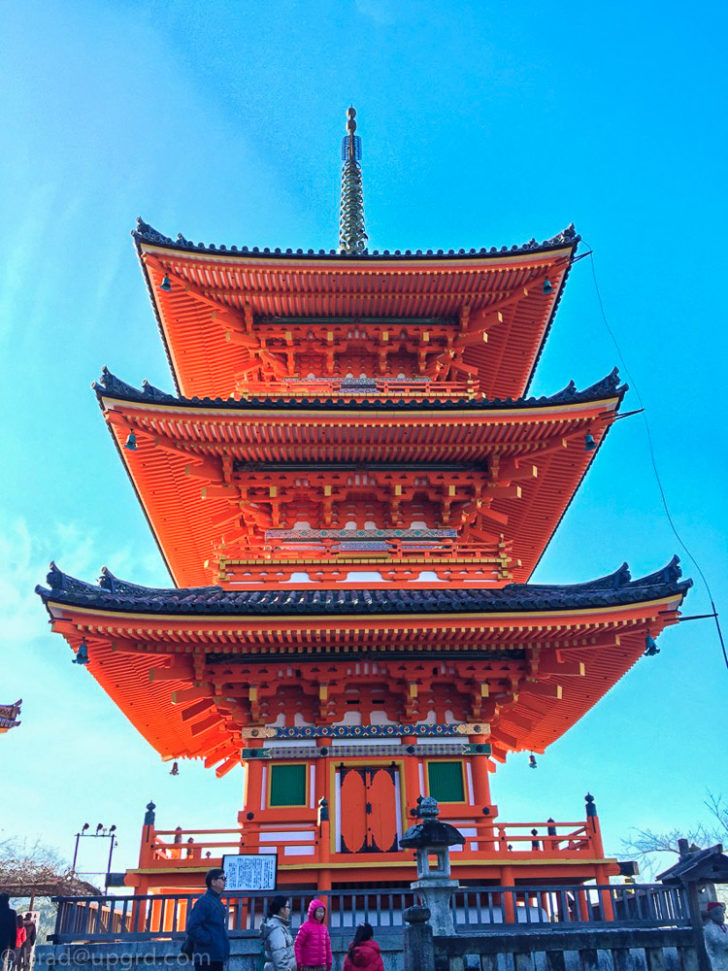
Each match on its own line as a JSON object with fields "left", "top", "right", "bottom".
{"left": 37, "top": 108, "right": 690, "bottom": 893}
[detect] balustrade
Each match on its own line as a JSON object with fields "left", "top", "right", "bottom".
{"left": 234, "top": 377, "right": 480, "bottom": 401}
{"left": 143, "top": 816, "right": 598, "bottom": 870}
{"left": 50, "top": 884, "right": 690, "bottom": 944}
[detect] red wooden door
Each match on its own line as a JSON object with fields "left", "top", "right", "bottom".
{"left": 339, "top": 766, "right": 398, "bottom": 853}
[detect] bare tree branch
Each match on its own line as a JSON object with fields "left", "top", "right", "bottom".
{"left": 620, "top": 792, "right": 728, "bottom": 879}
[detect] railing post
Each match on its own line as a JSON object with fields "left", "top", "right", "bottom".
{"left": 685, "top": 880, "right": 712, "bottom": 971}
{"left": 501, "top": 868, "right": 515, "bottom": 923}
{"left": 585, "top": 793, "right": 605, "bottom": 856}
{"left": 547, "top": 818, "right": 557, "bottom": 855}
{"left": 317, "top": 796, "right": 332, "bottom": 891}
{"left": 139, "top": 800, "right": 156, "bottom": 867}
{"left": 50, "top": 896, "right": 63, "bottom": 943}
{"left": 403, "top": 906, "right": 435, "bottom": 971}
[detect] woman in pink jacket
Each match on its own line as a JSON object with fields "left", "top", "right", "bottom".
{"left": 294, "top": 898, "right": 332, "bottom": 971}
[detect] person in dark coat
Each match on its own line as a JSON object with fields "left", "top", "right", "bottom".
{"left": 0, "top": 896, "right": 18, "bottom": 970}
{"left": 185, "top": 868, "right": 230, "bottom": 971}
{"left": 20, "top": 914, "right": 36, "bottom": 971}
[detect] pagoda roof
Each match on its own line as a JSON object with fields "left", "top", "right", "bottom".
{"left": 94, "top": 366, "right": 624, "bottom": 412}
{"left": 133, "top": 218, "right": 580, "bottom": 263}
{"left": 38, "top": 557, "right": 690, "bottom": 616}
{"left": 94, "top": 368, "right": 625, "bottom": 587}
{"left": 132, "top": 220, "right": 579, "bottom": 401}
{"left": 0, "top": 699, "right": 22, "bottom": 733}
{"left": 36, "top": 559, "right": 690, "bottom": 766}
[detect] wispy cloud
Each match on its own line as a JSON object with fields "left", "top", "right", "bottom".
{"left": 355, "top": 0, "right": 398, "bottom": 26}
{"left": 0, "top": 514, "right": 166, "bottom": 650}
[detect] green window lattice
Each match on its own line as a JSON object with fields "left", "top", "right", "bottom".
{"left": 427, "top": 760, "right": 465, "bottom": 803}
{"left": 269, "top": 763, "right": 307, "bottom": 806}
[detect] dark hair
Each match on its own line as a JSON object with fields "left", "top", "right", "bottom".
{"left": 348, "top": 923, "right": 373, "bottom": 954}
{"left": 205, "top": 868, "right": 225, "bottom": 888}
{"left": 0, "top": 894, "right": 9, "bottom": 908}
{"left": 268, "top": 895, "right": 289, "bottom": 917}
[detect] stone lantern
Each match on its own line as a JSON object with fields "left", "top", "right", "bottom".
{"left": 400, "top": 796, "right": 465, "bottom": 935}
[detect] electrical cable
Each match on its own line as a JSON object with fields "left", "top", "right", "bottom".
{"left": 582, "top": 245, "right": 727, "bottom": 672}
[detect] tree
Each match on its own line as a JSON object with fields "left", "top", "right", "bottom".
{"left": 621, "top": 793, "right": 728, "bottom": 879}
{"left": 0, "top": 835, "right": 99, "bottom": 898}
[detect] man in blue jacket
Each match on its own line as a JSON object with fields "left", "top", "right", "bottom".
{"left": 186, "top": 869, "right": 230, "bottom": 970}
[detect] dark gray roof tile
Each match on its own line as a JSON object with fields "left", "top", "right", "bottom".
{"left": 132, "top": 218, "right": 580, "bottom": 261}
{"left": 36, "top": 560, "right": 691, "bottom": 618}
{"left": 93, "top": 366, "right": 626, "bottom": 413}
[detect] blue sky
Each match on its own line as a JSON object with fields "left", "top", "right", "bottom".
{"left": 1, "top": 0, "right": 726, "bottom": 881}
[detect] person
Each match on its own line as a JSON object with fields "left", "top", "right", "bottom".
{"left": 294, "top": 898, "right": 331, "bottom": 971}
{"left": 0, "top": 897, "right": 17, "bottom": 971}
{"left": 20, "top": 915, "right": 36, "bottom": 971}
{"left": 261, "top": 895, "right": 295, "bottom": 971}
{"left": 12, "top": 917, "right": 26, "bottom": 971}
{"left": 703, "top": 901, "right": 728, "bottom": 971}
{"left": 185, "top": 868, "right": 230, "bottom": 971}
{"left": 342, "top": 923, "right": 383, "bottom": 971}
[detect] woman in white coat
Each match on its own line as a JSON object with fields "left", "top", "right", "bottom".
{"left": 261, "top": 896, "right": 296, "bottom": 971}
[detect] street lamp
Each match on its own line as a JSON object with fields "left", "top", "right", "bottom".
{"left": 70, "top": 823, "right": 118, "bottom": 885}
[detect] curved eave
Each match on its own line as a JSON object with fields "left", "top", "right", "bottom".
{"left": 39, "top": 589, "right": 688, "bottom": 623}
{"left": 37, "top": 556, "right": 690, "bottom": 617}
{"left": 36, "top": 564, "right": 690, "bottom": 762}
{"left": 133, "top": 226, "right": 578, "bottom": 401}
{"left": 95, "top": 383, "right": 624, "bottom": 587}
{"left": 132, "top": 219, "right": 580, "bottom": 261}
{"left": 93, "top": 366, "right": 625, "bottom": 412}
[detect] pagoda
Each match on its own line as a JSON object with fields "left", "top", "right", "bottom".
{"left": 0, "top": 700, "right": 22, "bottom": 734}
{"left": 37, "top": 108, "right": 690, "bottom": 894}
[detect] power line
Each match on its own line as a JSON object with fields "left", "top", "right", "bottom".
{"left": 583, "top": 246, "right": 727, "bottom": 673}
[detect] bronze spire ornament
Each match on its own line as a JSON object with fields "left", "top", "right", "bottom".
{"left": 338, "top": 106, "right": 367, "bottom": 254}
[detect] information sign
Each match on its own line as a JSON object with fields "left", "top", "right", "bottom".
{"left": 221, "top": 854, "right": 278, "bottom": 891}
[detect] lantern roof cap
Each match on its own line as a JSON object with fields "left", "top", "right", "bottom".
{"left": 400, "top": 797, "right": 466, "bottom": 848}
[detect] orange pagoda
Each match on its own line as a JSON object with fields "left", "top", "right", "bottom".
{"left": 37, "top": 108, "right": 690, "bottom": 894}
{"left": 0, "top": 700, "right": 22, "bottom": 734}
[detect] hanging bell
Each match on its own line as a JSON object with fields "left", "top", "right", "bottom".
{"left": 542, "top": 278, "right": 553, "bottom": 294}
{"left": 584, "top": 431, "right": 596, "bottom": 451}
{"left": 124, "top": 432, "right": 137, "bottom": 451}
{"left": 170, "top": 762, "right": 180, "bottom": 776}
{"left": 528, "top": 753, "right": 537, "bottom": 769}
{"left": 73, "top": 641, "right": 90, "bottom": 665}
{"left": 644, "top": 634, "right": 660, "bottom": 656}
{"left": 160, "top": 274, "right": 172, "bottom": 292}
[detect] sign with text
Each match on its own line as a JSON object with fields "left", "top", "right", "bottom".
{"left": 222, "top": 853, "right": 278, "bottom": 891}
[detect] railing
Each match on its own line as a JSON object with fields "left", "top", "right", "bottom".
{"left": 234, "top": 377, "right": 480, "bottom": 402}
{"left": 51, "top": 889, "right": 418, "bottom": 943}
{"left": 222, "top": 537, "right": 511, "bottom": 563}
{"left": 145, "top": 818, "right": 599, "bottom": 868}
{"left": 145, "top": 828, "right": 242, "bottom": 865}
{"left": 449, "top": 819, "right": 591, "bottom": 856}
{"left": 450, "top": 883, "right": 690, "bottom": 930}
{"left": 51, "top": 884, "right": 689, "bottom": 944}
{"left": 215, "top": 537, "right": 515, "bottom": 586}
